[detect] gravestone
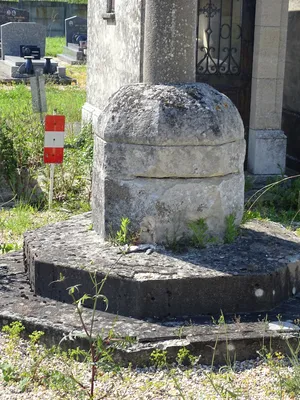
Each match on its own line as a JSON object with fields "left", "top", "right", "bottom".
{"left": 0, "top": 6, "right": 29, "bottom": 26}
{"left": 1, "top": 22, "right": 46, "bottom": 60}
{"left": 58, "top": 16, "right": 87, "bottom": 64}
{"left": 65, "top": 16, "right": 87, "bottom": 45}
{"left": 0, "top": 6, "right": 29, "bottom": 46}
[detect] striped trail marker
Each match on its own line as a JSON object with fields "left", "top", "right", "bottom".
{"left": 44, "top": 115, "right": 65, "bottom": 209}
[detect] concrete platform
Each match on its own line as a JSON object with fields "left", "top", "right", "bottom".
{"left": 57, "top": 43, "right": 86, "bottom": 65}
{"left": 1, "top": 250, "right": 300, "bottom": 366}
{"left": 0, "top": 56, "right": 66, "bottom": 80}
{"left": 24, "top": 213, "right": 300, "bottom": 319}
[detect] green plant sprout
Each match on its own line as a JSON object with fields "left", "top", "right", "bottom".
{"left": 224, "top": 214, "right": 239, "bottom": 244}
{"left": 188, "top": 218, "right": 217, "bottom": 248}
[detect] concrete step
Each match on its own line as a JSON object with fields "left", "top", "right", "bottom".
{"left": 24, "top": 212, "right": 300, "bottom": 319}
{"left": 57, "top": 53, "right": 86, "bottom": 65}
{"left": 62, "top": 45, "right": 84, "bottom": 60}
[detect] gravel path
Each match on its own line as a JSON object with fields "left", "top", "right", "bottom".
{"left": 0, "top": 333, "right": 296, "bottom": 399}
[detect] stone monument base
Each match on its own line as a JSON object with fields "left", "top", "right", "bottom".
{"left": 92, "top": 83, "right": 246, "bottom": 244}
{"left": 58, "top": 43, "right": 87, "bottom": 65}
{"left": 24, "top": 213, "right": 300, "bottom": 319}
{"left": 0, "top": 56, "right": 66, "bottom": 80}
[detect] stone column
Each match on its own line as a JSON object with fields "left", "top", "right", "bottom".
{"left": 247, "top": 0, "right": 289, "bottom": 175}
{"left": 143, "top": 0, "right": 197, "bottom": 84}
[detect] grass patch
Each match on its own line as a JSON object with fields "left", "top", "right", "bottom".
{"left": 245, "top": 175, "right": 300, "bottom": 226}
{"left": 0, "top": 203, "right": 69, "bottom": 250}
{"left": 66, "top": 65, "right": 87, "bottom": 88}
{"left": 46, "top": 85, "right": 86, "bottom": 121}
{"left": 0, "top": 84, "right": 85, "bottom": 122}
{"left": 46, "top": 36, "right": 65, "bottom": 57}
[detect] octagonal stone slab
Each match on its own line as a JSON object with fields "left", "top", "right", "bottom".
{"left": 24, "top": 213, "right": 300, "bottom": 319}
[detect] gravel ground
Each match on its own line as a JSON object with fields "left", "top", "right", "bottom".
{"left": 0, "top": 333, "right": 297, "bottom": 400}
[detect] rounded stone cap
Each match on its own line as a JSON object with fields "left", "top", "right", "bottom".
{"left": 98, "top": 83, "right": 244, "bottom": 146}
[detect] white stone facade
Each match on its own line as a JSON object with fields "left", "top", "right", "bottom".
{"left": 84, "top": 0, "right": 289, "bottom": 176}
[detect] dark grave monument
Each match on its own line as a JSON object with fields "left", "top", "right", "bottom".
{"left": 0, "top": 6, "right": 29, "bottom": 26}
{"left": 58, "top": 16, "right": 87, "bottom": 64}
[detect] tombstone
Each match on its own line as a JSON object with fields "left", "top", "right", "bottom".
{"left": 57, "top": 16, "right": 87, "bottom": 64}
{"left": 0, "top": 6, "right": 29, "bottom": 26}
{"left": 65, "top": 16, "right": 87, "bottom": 46}
{"left": 1, "top": 22, "right": 46, "bottom": 60}
{"left": 0, "top": 5, "right": 29, "bottom": 47}
{"left": 0, "top": 22, "right": 66, "bottom": 79}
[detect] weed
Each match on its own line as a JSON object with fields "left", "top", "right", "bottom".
{"left": 245, "top": 174, "right": 300, "bottom": 225}
{"left": 207, "top": 312, "right": 241, "bottom": 398}
{"left": 188, "top": 218, "right": 217, "bottom": 248}
{"left": 176, "top": 347, "right": 197, "bottom": 366}
{"left": 109, "top": 217, "right": 138, "bottom": 246}
{"left": 242, "top": 209, "right": 264, "bottom": 223}
{"left": 281, "top": 339, "right": 300, "bottom": 398}
{"left": 224, "top": 214, "right": 239, "bottom": 244}
{"left": 169, "top": 368, "right": 187, "bottom": 399}
{"left": 63, "top": 264, "right": 133, "bottom": 398}
{"left": 115, "top": 217, "right": 130, "bottom": 245}
{"left": 0, "top": 243, "right": 19, "bottom": 254}
{"left": 0, "top": 361, "right": 18, "bottom": 383}
{"left": 2, "top": 321, "right": 25, "bottom": 356}
{"left": 149, "top": 349, "right": 168, "bottom": 368}
{"left": 257, "top": 346, "right": 287, "bottom": 400}
{"left": 175, "top": 325, "right": 185, "bottom": 339}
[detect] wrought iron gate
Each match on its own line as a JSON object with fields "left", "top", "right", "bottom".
{"left": 196, "top": 0, "right": 256, "bottom": 128}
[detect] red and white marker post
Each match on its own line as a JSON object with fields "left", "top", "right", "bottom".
{"left": 44, "top": 115, "right": 65, "bottom": 209}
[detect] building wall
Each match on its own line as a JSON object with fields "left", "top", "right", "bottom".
{"left": 0, "top": 1, "right": 87, "bottom": 36}
{"left": 282, "top": 0, "right": 300, "bottom": 170}
{"left": 83, "top": 0, "right": 144, "bottom": 122}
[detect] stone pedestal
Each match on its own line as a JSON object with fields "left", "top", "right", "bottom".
{"left": 248, "top": 129, "right": 287, "bottom": 174}
{"left": 247, "top": 0, "right": 289, "bottom": 175}
{"left": 92, "top": 83, "right": 245, "bottom": 243}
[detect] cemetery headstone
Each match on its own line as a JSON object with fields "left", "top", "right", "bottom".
{"left": 58, "top": 16, "right": 87, "bottom": 64}
{"left": 0, "top": 6, "right": 29, "bottom": 45}
{"left": 1, "top": 22, "right": 46, "bottom": 60}
{"left": 65, "top": 16, "right": 87, "bottom": 45}
{"left": 0, "top": 6, "right": 29, "bottom": 26}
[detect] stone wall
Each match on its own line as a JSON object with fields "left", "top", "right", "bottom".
{"left": 283, "top": 0, "right": 300, "bottom": 170}
{"left": 0, "top": 1, "right": 87, "bottom": 36}
{"left": 82, "top": 0, "right": 144, "bottom": 125}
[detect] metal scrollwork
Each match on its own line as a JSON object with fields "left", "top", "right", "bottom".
{"left": 197, "top": 0, "right": 242, "bottom": 76}
{"left": 199, "top": 2, "right": 220, "bottom": 18}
